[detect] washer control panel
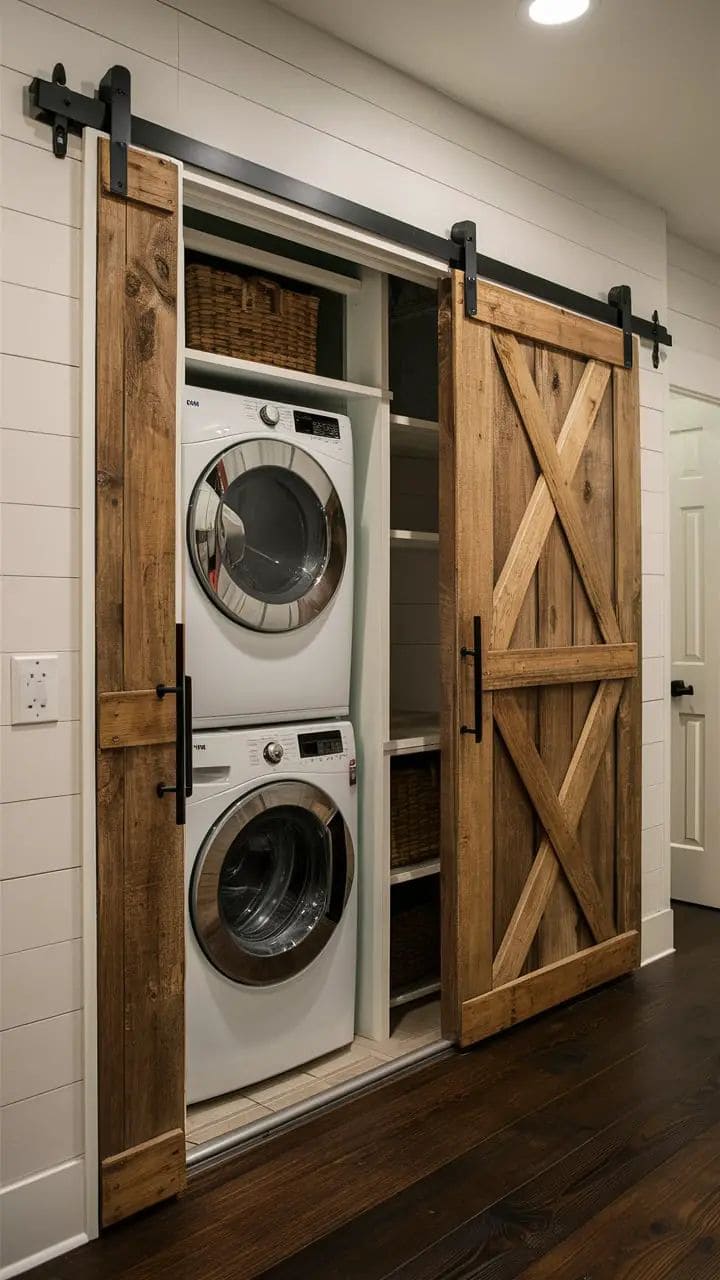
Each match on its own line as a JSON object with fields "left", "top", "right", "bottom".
{"left": 190, "top": 722, "right": 355, "bottom": 792}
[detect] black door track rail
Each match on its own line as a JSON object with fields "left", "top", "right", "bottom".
{"left": 29, "top": 63, "right": 672, "bottom": 369}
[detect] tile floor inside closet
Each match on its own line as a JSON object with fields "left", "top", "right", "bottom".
{"left": 186, "top": 997, "right": 441, "bottom": 1150}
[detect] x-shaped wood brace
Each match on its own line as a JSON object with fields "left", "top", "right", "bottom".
{"left": 493, "top": 680, "right": 624, "bottom": 986}
{"left": 491, "top": 335, "right": 616, "bottom": 650}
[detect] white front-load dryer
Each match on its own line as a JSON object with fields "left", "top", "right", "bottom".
{"left": 183, "top": 387, "right": 354, "bottom": 728}
{"left": 186, "top": 720, "right": 357, "bottom": 1103}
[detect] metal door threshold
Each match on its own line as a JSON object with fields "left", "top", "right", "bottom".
{"left": 186, "top": 1038, "right": 453, "bottom": 1169}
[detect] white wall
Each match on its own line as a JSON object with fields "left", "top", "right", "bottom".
{"left": 0, "top": 0, "right": 678, "bottom": 1270}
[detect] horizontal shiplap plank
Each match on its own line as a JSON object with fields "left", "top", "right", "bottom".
{"left": 667, "top": 309, "right": 720, "bottom": 363}
{"left": 0, "top": 1156, "right": 85, "bottom": 1270}
{"left": 0, "top": 209, "right": 79, "bottom": 296}
{"left": 0, "top": 938, "right": 82, "bottom": 1031}
{"left": 0, "top": 577, "right": 80, "bottom": 652}
{"left": 0, "top": 429, "right": 80, "bottom": 507}
{"left": 0, "top": 136, "right": 82, "bottom": 226}
{"left": 0, "top": 1009, "right": 83, "bottom": 1105}
{"left": 0, "top": 794, "right": 81, "bottom": 879}
{"left": 0, "top": 721, "right": 80, "bottom": 803}
{"left": 0, "top": 503, "right": 79, "bottom": 577}
{"left": 0, "top": 1081, "right": 84, "bottom": 1184}
{"left": 668, "top": 234, "right": 720, "bottom": 289}
{"left": 0, "top": 868, "right": 82, "bottom": 955}
{"left": 668, "top": 263, "right": 720, "bottom": 330}
{"left": 1, "top": 354, "right": 80, "bottom": 436}
{"left": 1, "top": 283, "right": 79, "bottom": 365}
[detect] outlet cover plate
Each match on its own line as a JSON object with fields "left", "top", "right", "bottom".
{"left": 11, "top": 654, "right": 59, "bottom": 724}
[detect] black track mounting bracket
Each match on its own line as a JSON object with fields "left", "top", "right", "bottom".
{"left": 451, "top": 220, "right": 478, "bottom": 318}
{"left": 608, "top": 284, "right": 633, "bottom": 369}
{"left": 28, "top": 62, "right": 130, "bottom": 196}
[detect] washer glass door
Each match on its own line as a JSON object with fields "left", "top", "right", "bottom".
{"left": 190, "top": 780, "right": 354, "bottom": 985}
{"left": 188, "top": 438, "right": 346, "bottom": 632}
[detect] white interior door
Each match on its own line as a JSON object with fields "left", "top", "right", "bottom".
{"left": 670, "top": 393, "right": 720, "bottom": 905}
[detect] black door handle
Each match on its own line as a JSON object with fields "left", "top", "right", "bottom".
{"left": 156, "top": 622, "right": 193, "bottom": 825}
{"left": 671, "top": 679, "right": 695, "bottom": 698}
{"left": 460, "top": 615, "right": 483, "bottom": 743}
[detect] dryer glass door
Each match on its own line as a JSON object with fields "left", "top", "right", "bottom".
{"left": 188, "top": 438, "right": 346, "bottom": 632}
{"left": 190, "top": 779, "right": 354, "bottom": 985}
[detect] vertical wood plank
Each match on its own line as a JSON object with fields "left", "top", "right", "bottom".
{"left": 535, "top": 348, "right": 584, "bottom": 966}
{"left": 439, "top": 272, "right": 494, "bottom": 1038}
{"left": 614, "top": 346, "right": 642, "bottom": 946}
{"left": 95, "top": 157, "right": 127, "bottom": 1161}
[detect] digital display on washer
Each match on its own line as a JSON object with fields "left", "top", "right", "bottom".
{"left": 294, "top": 410, "right": 341, "bottom": 440}
{"left": 298, "top": 729, "right": 343, "bottom": 758}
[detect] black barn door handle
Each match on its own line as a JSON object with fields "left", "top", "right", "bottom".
{"left": 156, "top": 622, "right": 193, "bottom": 825}
{"left": 460, "top": 615, "right": 483, "bottom": 743}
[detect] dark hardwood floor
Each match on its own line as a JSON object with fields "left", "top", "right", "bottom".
{"left": 29, "top": 903, "right": 720, "bottom": 1280}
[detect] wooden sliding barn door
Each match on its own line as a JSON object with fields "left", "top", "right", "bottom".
{"left": 439, "top": 271, "right": 641, "bottom": 1046}
{"left": 95, "top": 139, "right": 185, "bottom": 1224}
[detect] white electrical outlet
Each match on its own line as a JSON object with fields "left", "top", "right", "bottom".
{"left": 10, "top": 655, "right": 60, "bottom": 724}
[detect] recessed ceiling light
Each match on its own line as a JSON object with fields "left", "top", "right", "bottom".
{"left": 522, "top": 0, "right": 593, "bottom": 25}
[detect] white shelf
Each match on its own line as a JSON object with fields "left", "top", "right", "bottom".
{"left": 390, "top": 858, "right": 440, "bottom": 886}
{"left": 389, "top": 978, "right": 441, "bottom": 1009}
{"left": 386, "top": 712, "right": 440, "bottom": 756}
{"left": 390, "top": 529, "right": 439, "bottom": 550}
{"left": 185, "top": 348, "right": 386, "bottom": 402}
{"left": 390, "top": 414, "right": 439, "bottom": 457}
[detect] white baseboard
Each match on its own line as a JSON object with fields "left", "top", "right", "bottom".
{"left": 0, "top": 1234, "right": 87, "bottom": 1279}
{"left": 641, "top": 907, "right": 675, "bottom": 965}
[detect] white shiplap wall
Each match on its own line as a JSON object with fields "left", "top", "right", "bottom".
{"left": 0, "top": 0, "right": 681, "bottom": 1270}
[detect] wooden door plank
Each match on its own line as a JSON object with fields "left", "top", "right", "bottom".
{"left": 485, "top": 642, "right": 637, "bottom": 689}
{"left": 492, "top": 680, "right": 623, "bottom": 982}
{"left": 614, "top": 352, "right": 642, "bottom": 943}
{"left": 98, "top": 690, "right": 176, "bottom": 749}
{"left": 494, "top": 694, "right": 616, "bottom": 944}
{"left": 100, "top": 146, "right": 178, "bottom": 211}
{"left": 492, "top": 359, "right": 611, "bottom": 649}
{"left": 492, "top": 331, "right": 622, "bottom": 646}
{"left": 439, "top": 272, "right": 495, "bottom": 1039}
{"left": 96, "top": 151, "right": 127, "bottom": 1162}
{"left": 473, "top": 279, "right": 625, "bottom": 366}
{"left": 463, "top": 930, "right": 637, "bottom": 1043}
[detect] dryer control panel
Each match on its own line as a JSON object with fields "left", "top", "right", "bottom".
{"left": 190, "top": 720, "right": 355, "bottom": 793}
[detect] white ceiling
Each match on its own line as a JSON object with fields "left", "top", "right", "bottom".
{"left": 270, "top": 0, "right": 720, "bottom": 255}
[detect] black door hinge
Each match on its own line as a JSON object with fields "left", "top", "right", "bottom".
{"left": 609, "top": 283, "right": 633, "bottom": 369}
{"left": 451, "top": 220, "right": 478, "bottom": 318}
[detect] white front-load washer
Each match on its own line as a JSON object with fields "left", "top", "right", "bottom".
{"left": 183, "top": 387, "right": 354, "bottom": 728}
{"left": 186, "top": 719, "right": 357, "bottom": 1103}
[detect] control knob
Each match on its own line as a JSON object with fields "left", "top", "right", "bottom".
{"left": 259, "top": 403, "right": 280, "bottom": 427}
{"left": 263, "top": 740, "right": 284, "bottom": 765}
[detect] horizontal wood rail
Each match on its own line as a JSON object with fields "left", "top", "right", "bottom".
{"left": 461, "top": 931, "right": 639, "bottom": 1046}
{"left": 484, "top": 643, "right": 637, "bottom": 691}
{"left": 98, "top": 689, "right": 176, "bottom": 749}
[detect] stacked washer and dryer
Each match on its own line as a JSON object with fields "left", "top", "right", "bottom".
{"left": 182, "top": 387, "right": 358, "bottom": 1104}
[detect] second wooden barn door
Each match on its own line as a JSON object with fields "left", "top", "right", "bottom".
{"left": 439, "top": 272, "right": 641, "bottom": 1046}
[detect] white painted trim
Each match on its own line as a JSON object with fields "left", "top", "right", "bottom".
{"left": 184, "top": 226, "right": 362, "bottom": 295}
{"left": 79, "top": 128, "right": 100, "bottom": 1245}
{"left": 641, "top": 908, "right": 675, "bottom": 965}
{"left": 182, "top": 170, "right": 447, "bottom": 285}
{"left": 0, "top": 1234, "right": 88, "bottom": 1280}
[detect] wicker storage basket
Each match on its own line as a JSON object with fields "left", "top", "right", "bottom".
{"left": 390, "top": 879, "right": 440, "bottom": 992}
{"left": 390, "top": 752, "right": 440, "bottom": 868}
{"left": 185, "top": 261, "right": 320, "bottom": 373}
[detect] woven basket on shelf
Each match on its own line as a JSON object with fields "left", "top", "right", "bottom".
{"left": 390, "top": 753, "right": 440, "bottom": 868}
{"left": 185, "top": 261, "right": 320, "bottom": 373}
{"left": 390, "top": 882, "right": 440, "bottom": 991}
